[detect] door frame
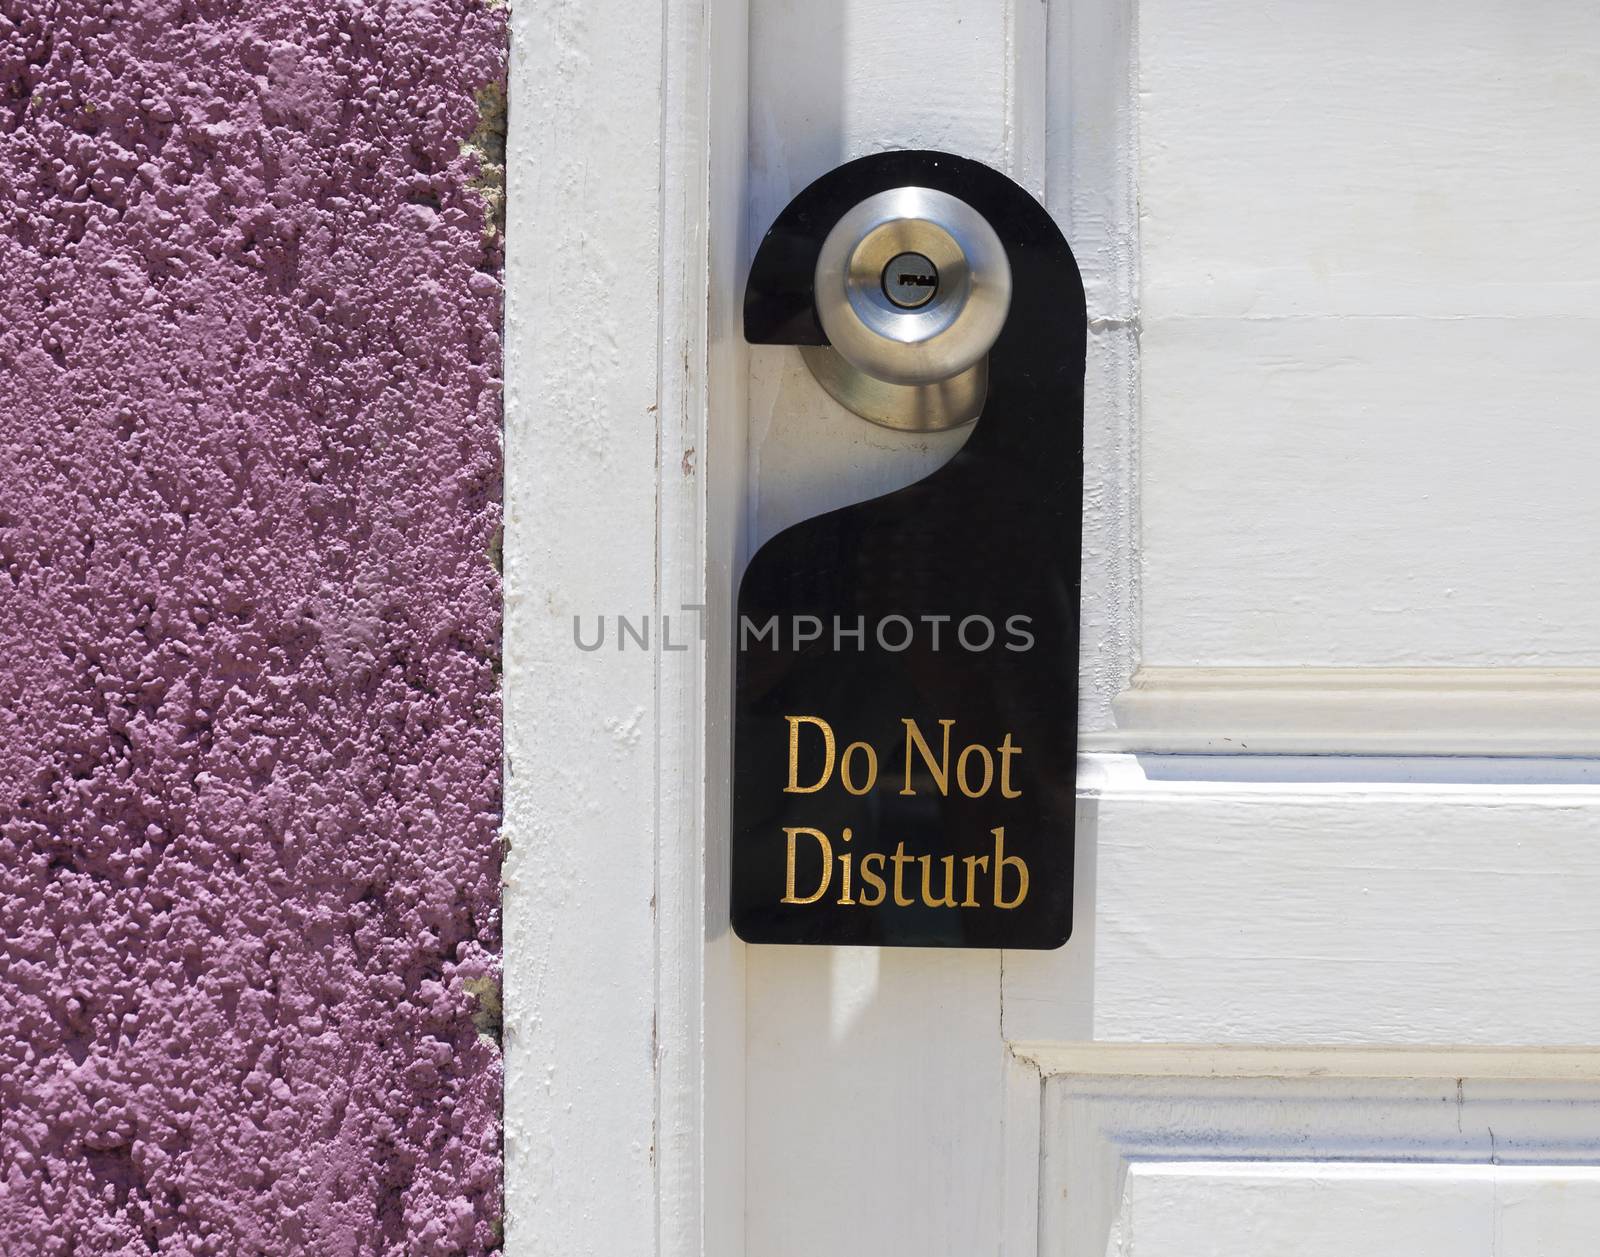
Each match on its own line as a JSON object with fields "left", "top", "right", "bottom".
{"left": 502, "top": 0, "right": 748, "bottom": 1251}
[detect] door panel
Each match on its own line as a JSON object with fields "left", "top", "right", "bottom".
{"left": 1140, "top": 315, "right": 1600, "bottom": 667}
{"left": 1006, "top": 767, "right": 1600, "bottom": 1047}
{"left": 1124, "top": 0, "right": 1600, "bottom": 746}
{"left": 1138, "top": 0, "right": 1600, "bottom": 320}
{"left": 1041, "top": 1068, "right": 1600, "bottom": 1257}
{"left": 1114, "top": 1163, "right": 1600, "bottom": 1257}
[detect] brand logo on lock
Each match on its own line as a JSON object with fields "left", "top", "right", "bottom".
{"left": 881, "top": 251, "right": 941, "bottom": 309}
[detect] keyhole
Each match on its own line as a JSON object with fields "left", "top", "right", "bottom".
{"left": 881, "top": 252, "right": 939, "bottom": 309}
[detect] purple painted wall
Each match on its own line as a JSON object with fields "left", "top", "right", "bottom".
{"left": 0, "top": 4, "right": 506, "bottom": 1252}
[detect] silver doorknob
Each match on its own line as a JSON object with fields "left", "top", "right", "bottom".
{"left": 804, "top": 186, "right": 1012, "bottom": 431}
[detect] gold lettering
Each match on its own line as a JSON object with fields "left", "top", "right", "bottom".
{"left": 858, "top": 853, "right": 887, "bottom": 906}
{"left": 992, "top": 827, "right": 1029, "bottom": 909}
{"left": 890, "top": 841, "right": 915, "bottom": 906}
{"left": 839, "top": 742, "right": 878, "bottom": 795}
{"left": 837, "top": 827, "right": 854, "bottom": 904}
{"left": 961, "top": 854, "right": 990, "bottom": 907}
{"left": 956, "top": 744, "right": 994, "bottom": 798}
{"left": 997, "top": 733, "right": 1022, "bottom": 798}
{"left": 919, "top": 854, "right": 958, "bottom": 908}
{"left": 784, "top": 716, "right": 836, "bottom": 793}
{"left": 782, "top": 827, "right": 833, "bottom": 903}
{"left": 900, "top": 718, "right": 953, "bottom": 796}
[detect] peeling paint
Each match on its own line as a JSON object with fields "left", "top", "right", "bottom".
{"left": 465, "top": 82, "right": 508, "bottom": 240}
{"left": 463, "top": 975, "right": 504, "bottom": 1048}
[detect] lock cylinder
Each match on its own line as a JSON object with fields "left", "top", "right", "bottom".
{"left": 805, "top": 185, "right": 1012, "bottom": 430}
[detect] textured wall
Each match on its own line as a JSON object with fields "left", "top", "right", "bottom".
{"left": 0, "top": 2, "right": 505, "bottom": 1252}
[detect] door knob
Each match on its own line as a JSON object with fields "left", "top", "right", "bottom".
{"left": 804, "top": 185, "right": 1012, "bottom": 431}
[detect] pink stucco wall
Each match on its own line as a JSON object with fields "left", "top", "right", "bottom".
{"left": 0, "top": 4, "right": 506, "bottom": 1252}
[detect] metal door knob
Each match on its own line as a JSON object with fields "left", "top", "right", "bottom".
{"left": 805, "top": 186, "right": 1012, "bottom": 431}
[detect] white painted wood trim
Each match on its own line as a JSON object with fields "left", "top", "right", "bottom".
{"left": 1001, "top": 1048, "right": 1044, "bottom": 1257}
{"left": 999, "top": 1044, "right": 1600, "bottom": 1257}
{"left": 657, "top": 3, "right": 749, "bottom": 1257}
{"left": 503, "top": 0, "right": 746, "bottom": 1252}
{"left": 1088, "top": 666, "right": 1600, "bottom": 755}
{"left": 1014, "top": 1043, "right": 1600, "bottom": 1081}
{"left": 1047, "top": 757, "right": 1600, "bottom": 1047}
{"left": 1003, "top": 0, "right": 1048, "bottom": 200}
{"left": 1041, "top": 1071, "right": 1600, "bottom": 1257}
{"left": 1052, "top": 0, "right": 1142, "bottom": 734}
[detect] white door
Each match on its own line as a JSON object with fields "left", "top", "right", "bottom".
{"left": 503, "top": 1, "right": 1600, "bottom": 1254}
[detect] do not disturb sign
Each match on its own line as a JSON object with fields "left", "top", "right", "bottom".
{"left": 732, "top": 151, "right": 1084, "bottom": 949}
